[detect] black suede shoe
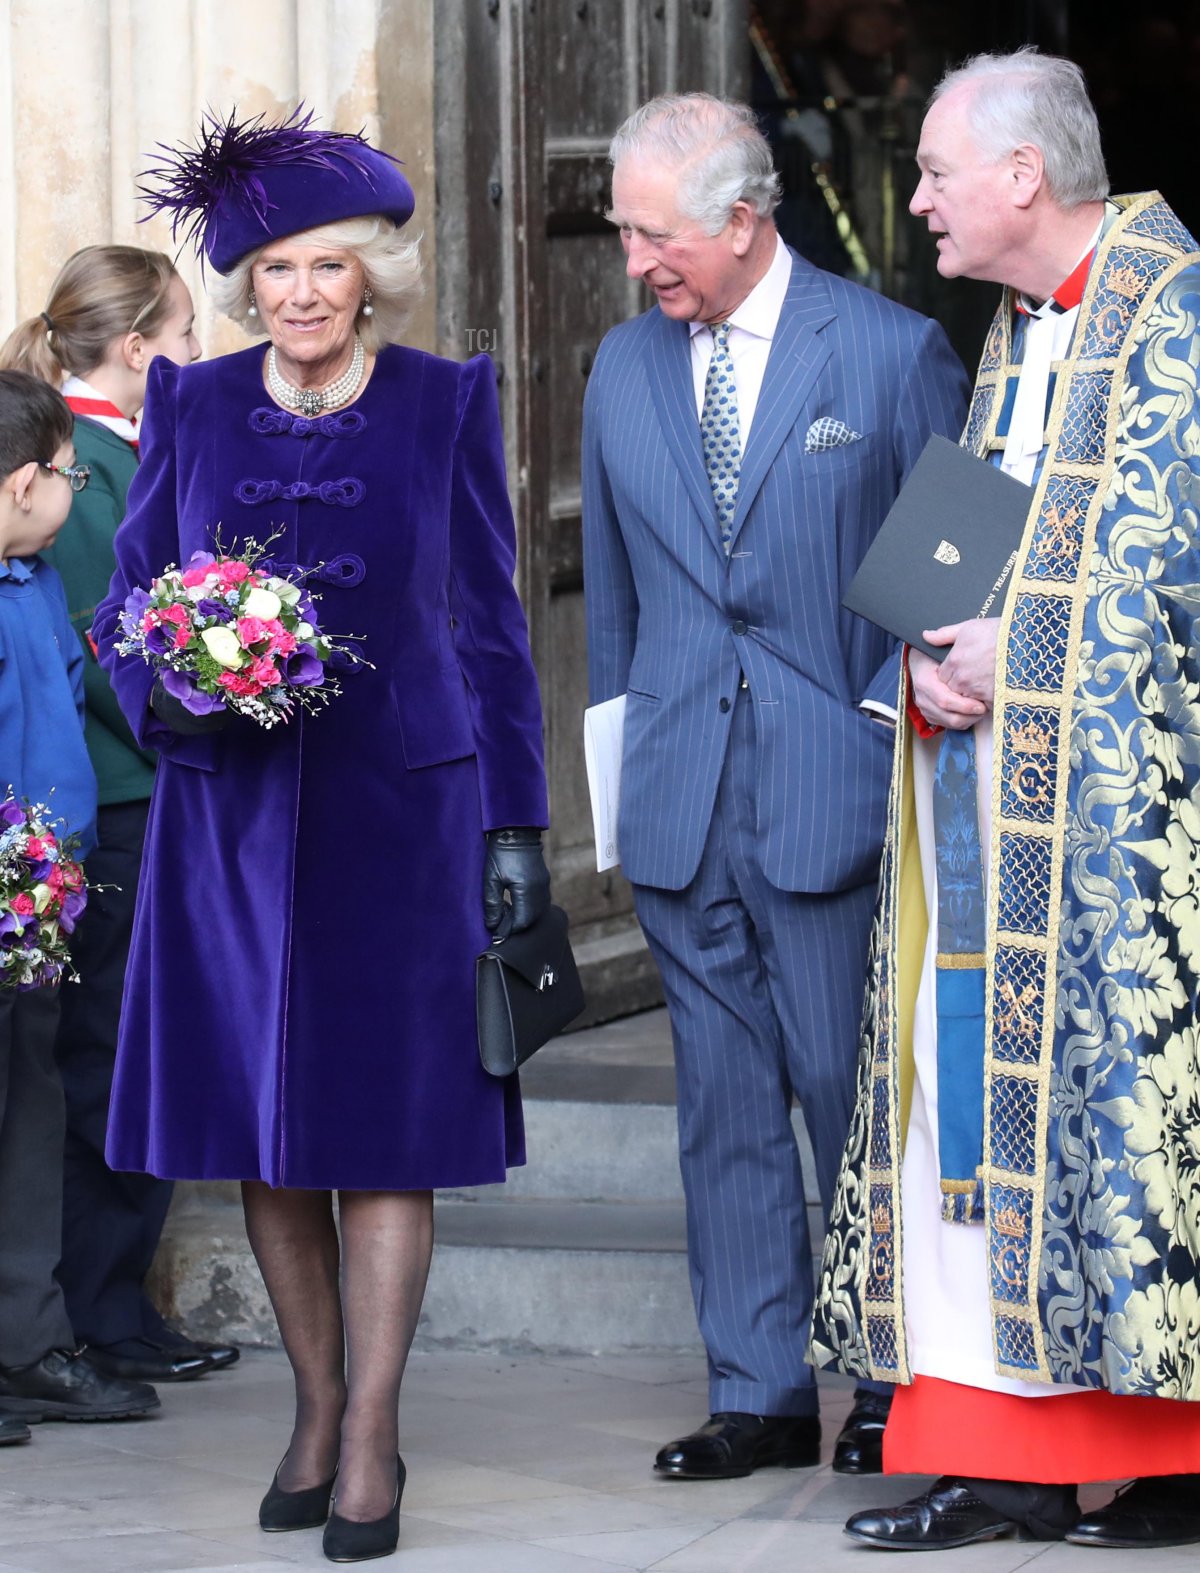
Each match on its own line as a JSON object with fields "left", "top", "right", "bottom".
{"left": 832, "top": 1389, "right": 891, "bottom": 1475}
{"left": 1067, "top": 1476, "right": 1200, "bottom": 1548}
{"left": 323, "top": 1454, "right": 404, "bottom": 1562}
{"left": 88, "top": 1336, "right": 214, "bottom": 1384}
{"left": 845, "top": 1477, "right": 1018, "bottom": 1549}
{"left": 154, "top": 1326, "right": 240, "bottom": 1370}
{"left": 0, "top": 1349, "right": 159, "bottom": 1421}
{"left": 0, "top": 1415, "right": 30, "bottom": 1445}
{"left": 654, "top": 1412, "right": 820, "bottom": 1479}
{"left": 259, "top": 1455, "right": 338, "bottom": 1533}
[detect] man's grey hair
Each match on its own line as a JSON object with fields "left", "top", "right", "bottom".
{"left": 609, "top": 94, "right": 781, "bottom": 233}
{"left": 933, "top": 48, "right": 1109, "bottom": 208}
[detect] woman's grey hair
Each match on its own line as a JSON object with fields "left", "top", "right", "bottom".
{"left": 933, "top": 48, "right": 1109, "bottom": 208}
{"left": 209, "top": 215, "right": 423, "bottom": 352}
{"left": 609, "top": 94, "right": 781, "bottom": 233}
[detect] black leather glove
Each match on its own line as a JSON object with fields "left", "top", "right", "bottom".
{"left": 150, "top": 679, "right": 230, "bottom": 736}
{"left": 483, "top": 827, "right": 551, "bottom": 933}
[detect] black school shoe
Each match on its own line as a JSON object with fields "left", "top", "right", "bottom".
{"left": 654, "top": 1412, "right": 820, "bottom": 1478}
{"left": 1068, "top": 1476, "right": 1200, "bottom": 1548}
{"left": 0, "top": 1415, "right": 30, "bottom": 1444}
{"left": 0, "top": 1349, "right": 159, "bottom": 1421}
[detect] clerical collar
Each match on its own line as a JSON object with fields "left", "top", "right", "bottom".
{"left": 1014, "top": 211, "right": 1108, "bottom": 319}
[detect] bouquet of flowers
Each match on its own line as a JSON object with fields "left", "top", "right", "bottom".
{"left": 0, "top": 798, "right": 87, "bottom": 990}
{"left": 115, "top": 538, "right": 357, "bottom": 729}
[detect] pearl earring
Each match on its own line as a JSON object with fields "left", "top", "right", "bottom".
{"left": 247, "top": 290, "right": 258, "bottom": 319}
{"left": 361, "top": 287, "right": 374, "bottom": 318}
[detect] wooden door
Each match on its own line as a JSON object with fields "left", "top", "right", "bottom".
{"left": 434, "top": 1, "right": 748, "bottom": 1022}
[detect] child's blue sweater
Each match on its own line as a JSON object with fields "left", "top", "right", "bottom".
{"left": 0, "top": 555, "right": 97, "bottom": 857}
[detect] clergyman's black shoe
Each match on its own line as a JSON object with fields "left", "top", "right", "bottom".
{"left": 87, "top": 1336, "right": 214, "bottom": 1384}
{"left": 0, "top": 1415, "right": 30, "bottom": 1445}
{"left": 654, "top": 1412, "right": 820, "bottom": 1479}
{"left": 1067, "top": 1475, "right": 1200, "bottom": 1548}
{"left": 845, "top": 1476, "right": 1018, "bottom": 1550}
{"left": 832, "top": 1389, "right": 891, "bottom": 1475}
{"left": 323, "top": 1454, "right": 404, "bottom": 1562}
{"left": 0, "top": 1349, "right": 159, "bottom": 1422}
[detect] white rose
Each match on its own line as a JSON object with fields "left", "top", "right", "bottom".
{"left": 242, "top": 587, "right": 282, "bottom": 620}
{"left": 201, "top": 625, "right": 245, "bottom": 669}
{"left": 275, "top": 582, "right": 302, "bottom": 606}
{"left": 296, "top": 622, "right": 314, "bottom": 641}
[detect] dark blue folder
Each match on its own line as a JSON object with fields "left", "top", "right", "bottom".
{"left": 843, "top": 435, "right": 1032, "bottom": 662}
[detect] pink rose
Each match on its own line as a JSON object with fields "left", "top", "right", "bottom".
{"left": 173, "top": 625, "right": 191, "bottom": 650}
{"left": 236, "top": 616, "right": 270, "bottom": 648}
{"left": 218, "top": 672, "right": 261, "bottom": 696}
{"left": 180, "top": 565, "right": 213, "bottom": 588}
{"left": 218, "top": 561, "right": 251, "bottom": 588}
{"left": 26, "top": 838, "right": 45, "bottom": 859}
{"left": 247, "top": 655, "right": 280, "bottom": 688}
{"left": 158, "top": 604, "right": 189, "bottom": 626}
{"left": 11, "top": 893, "right": 34, "bottom": 916}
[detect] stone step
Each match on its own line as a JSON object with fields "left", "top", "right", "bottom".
{"left": 148, "top": 1009, "right": 827, "bottom": 1356}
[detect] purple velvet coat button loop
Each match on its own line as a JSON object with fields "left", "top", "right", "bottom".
{"left": 249, "top": 408, "right": 368, "bottom": 439}
{"left": 234, "top": 477, "right": 366, "bottom": 507}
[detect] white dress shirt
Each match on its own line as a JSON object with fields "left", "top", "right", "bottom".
{"left": 688, "top": 234, "right": 793, "bottom": 449}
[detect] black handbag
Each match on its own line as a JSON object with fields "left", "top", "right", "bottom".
{"left": 475, "top": 904, "right": 585, "bottom": 1076}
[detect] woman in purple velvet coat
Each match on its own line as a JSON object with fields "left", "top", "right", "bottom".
{"left": 92, "top": 113, "right": 550, "bottom": 1564}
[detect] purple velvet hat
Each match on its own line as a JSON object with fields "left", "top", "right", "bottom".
{"left": 140, "top": 106, "right": 415, "bottom": 274}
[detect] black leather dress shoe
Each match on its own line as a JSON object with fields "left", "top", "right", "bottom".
{"left": 0, "top": 1349, "right": 159, "bottom": 1421}
{"left": 154, "top": 1326, "right": 240, "bottom": 1370}
{"left": 654, "top": 1412, "right": 820, "bottom": 1479}
{"left": 1067, "top": 1476, "right": 1200, "bottom": 1548}
{"left": 323, "top": 1454, "right": 404, "bottom": 1562}
{"left": 0, "top": 1415, "right": 30, "bottom": 1445}
{"left": 845, "top": 1477, "right": 1018, "bottom": 1549}
{"left": 832, "top": 1389, "right": 891, "bottom": 1475}
{"left": 87, "top": 1336, "right": 214, "bottom": 1383}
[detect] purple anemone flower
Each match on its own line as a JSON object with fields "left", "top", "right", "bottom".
{"left": 160, "top": 668, "right": 228, "bottom": 716}
{"left": 196, "top": 598, "right": 235, "bottom": 623}
{"left": 144, "top": 624, "right": 172, "bottom": 657}
{"left": 0, "top": 800, "right": 26, "bottom": 829}
{"left": 283, "top": 648, "right": 325, "bottom": 688}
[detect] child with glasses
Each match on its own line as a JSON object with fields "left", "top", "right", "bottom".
{"left": 0, "top": 370, "right": 155, "bottom": 1438}
{"left": 0, "top": 250, "right": 231, "bottom": 1393}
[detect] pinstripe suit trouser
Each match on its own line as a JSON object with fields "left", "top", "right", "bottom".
{"left": 634, "top": 690, "right": 885, "bottom": 1417}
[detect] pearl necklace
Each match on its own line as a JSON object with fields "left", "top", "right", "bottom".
{"left": 267, "top": 338, "right": 365, "bottom": 418}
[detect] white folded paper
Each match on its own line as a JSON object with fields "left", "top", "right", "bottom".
{"left": 583, "top": 694, "right": 626, "bottom": 872}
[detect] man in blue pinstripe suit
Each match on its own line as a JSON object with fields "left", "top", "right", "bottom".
{"left": 583, "top": 94, "right": 968, "bottom": 1479}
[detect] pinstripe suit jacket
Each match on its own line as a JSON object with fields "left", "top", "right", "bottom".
{"left": 583, "top": 247, "right": 968, "bottom": 893}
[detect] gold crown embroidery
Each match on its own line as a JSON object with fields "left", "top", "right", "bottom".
{"left": 1107, "top": 264, "right": 1142, "bottom": 302}
{"left": 1009, "top": 719, "right": 1052, "bottom": 757}
{"left": 872, "top": 1201, "right": 892, "bottom": 1236}
{"left": 994, "top": 1203, "right": 1026, "bottom": 1239}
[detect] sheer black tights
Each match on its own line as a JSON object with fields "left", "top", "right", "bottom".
{"left": 241, "top": 1183, "right": 434, "bottom": 1521}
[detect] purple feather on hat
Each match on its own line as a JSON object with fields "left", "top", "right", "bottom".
{"left": 138, "top": 104, "right": 414, "bottom": 274}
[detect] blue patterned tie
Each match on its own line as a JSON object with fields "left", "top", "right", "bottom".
{"left": 701, "top": 321, "right": 741, "bottom": 551}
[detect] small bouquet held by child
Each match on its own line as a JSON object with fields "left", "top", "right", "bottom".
{"left": 0, "top": 798, "right": 87, "bottom": 991}
{"left": 115, "top": 538, "right": 358, "bottom": 728}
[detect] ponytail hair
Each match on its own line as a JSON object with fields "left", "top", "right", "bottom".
{"left": 0, "top": 245, "right": 178, "bottom": 386}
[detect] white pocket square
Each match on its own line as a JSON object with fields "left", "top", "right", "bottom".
{"left": 805, "top": 417, "right": 862, "bottom": 453}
